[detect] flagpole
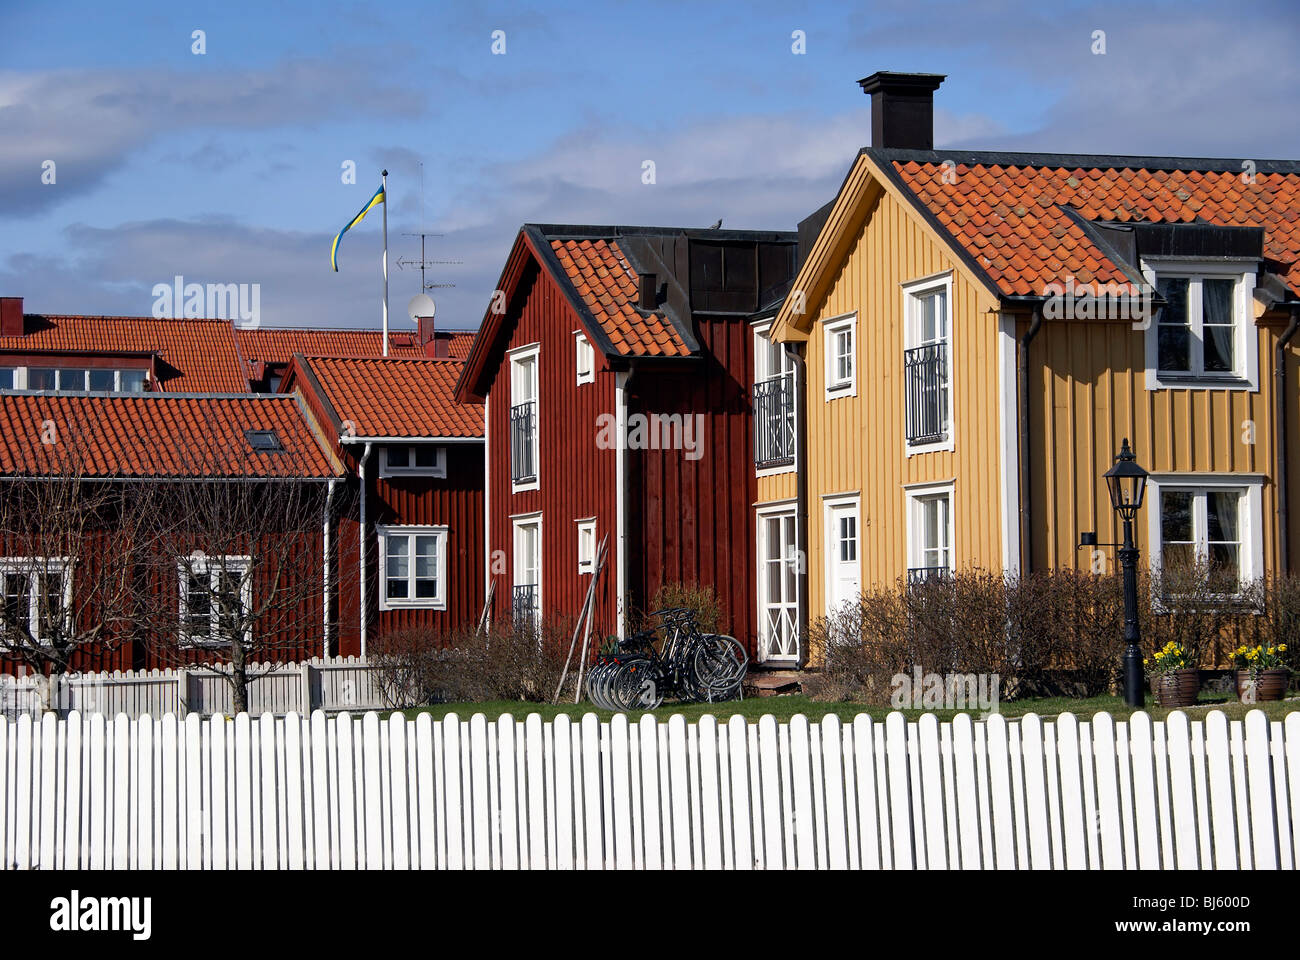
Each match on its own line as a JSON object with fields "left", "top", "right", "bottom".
{"left": 381, "top": 168, "right": 389, "bottom": 356}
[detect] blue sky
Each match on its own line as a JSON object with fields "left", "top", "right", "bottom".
{"left": 2, "top": 0, "right": 1297, "bottom": 330}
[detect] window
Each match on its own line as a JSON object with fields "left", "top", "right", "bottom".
{"left": 753, "top": 322, "right": 796, "bottom": 471}
{"left": 576, "top": 518, "right": 597, "bottom": 573}
{"left": 380, "top": 444, "right": 447, "bottom": 478}
{"left": 903, "top": 274, "right": 953, "bottom": 450}
{"left": 378, "top": 526, "right": 448, "bottom": 610}
{"left": 1149, "top": 477, "right": 1263, "bottom": 599}
{"left": 512, "top": 514, "right": 542, "bottom": 628}
{"left": 906, "top": 483, "right": 954, "bottom": 584}
{"left": 510, "top": 345, "right": 540, "bottom": 490}
{"left": 756, "top": 505, "right": 799, "bottom": 662}
{"left": 575, "top": 333, "right": 594, "bottom": 385}
{"left": 823, "top": 314, "right": 856, "bottom": 398}
{"left": 245, "top": 429, "right": 284, "bottom": 453}
{"left": 3, "top": 367, "right": 150, "bottom": 392}
{"left": 178, "top": 555, "right": 251, "bottom": 646}
{"left": 824, "top": 494, "right": 861, "bottom": 616}
{"left": 0, "top": 558, "right": 71, "bottom": 645}
{"left": 1144, "top": 263, "right": 1256, "bottom": 389}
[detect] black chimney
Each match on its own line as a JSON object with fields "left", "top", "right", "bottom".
{"left": 638, "top": 272, "right": 657, "bottom": 311}
{"left": 857, "top": 71, "right": 946, "bottom": 150}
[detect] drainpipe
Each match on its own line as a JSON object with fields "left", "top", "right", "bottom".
{"left": 1275, "top": 305, "right": 1300, "bottom": 576}
{"left": 791, "top": 345, "right": 810, "bottom": 669}
{"left": 357, "top": 442, "right": 374, "bottom": 657}
{"left": 1018, "top": 307, "right": 1043, "bottom": 575}
{"left": 614, "top": 370, "right": 630, "bottom": 641}
{"left": 322, "top": 477, "right": 338, "bottom": 658}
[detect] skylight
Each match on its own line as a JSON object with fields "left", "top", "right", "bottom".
{"left": 245, "top": 429, "right": 285, "bottom": 453}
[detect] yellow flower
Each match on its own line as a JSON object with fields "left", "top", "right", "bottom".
{"left": 1280, "top": 644, "right": 1288, "bottom": 652}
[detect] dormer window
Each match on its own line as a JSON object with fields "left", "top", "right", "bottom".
{"left": 1144, "top": 261, "right": 1257, "bottom": 390}
{"left": 380, "top": 444, "right": 447, "bottom": 478}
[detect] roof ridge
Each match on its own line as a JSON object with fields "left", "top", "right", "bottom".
{"left": 869, "top": 147, "right": 1300, "bottom": 173}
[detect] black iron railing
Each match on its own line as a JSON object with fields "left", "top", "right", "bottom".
{"left": 753, "top": 374, "right": 795, "bottom": 467}
{"left": 510, "top": 401, "right": 536, "bottom": 484}
{"left": 907, "top": 566, "right": 951, "bottom": 586}
{"left": 512, "top": 583, "right": 538, "bottom": 627}
{"left": 904, "top": 342, "right": 948, "bottom": 445}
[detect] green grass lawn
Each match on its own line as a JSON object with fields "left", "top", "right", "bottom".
{"left": 403, "top": 692, "right": 1300, "bottom": 724}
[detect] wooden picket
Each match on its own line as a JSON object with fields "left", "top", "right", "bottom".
{"left": 0, "top": 708, "right": 1295, "bottom": 870}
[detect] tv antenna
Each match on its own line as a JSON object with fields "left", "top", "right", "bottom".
{"left": 396, "top": 160, "right": 461, "bottom": 291}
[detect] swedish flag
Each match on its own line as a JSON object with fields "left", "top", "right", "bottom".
{"left": 331, "top": 184, "right": 386, "bottom": 271}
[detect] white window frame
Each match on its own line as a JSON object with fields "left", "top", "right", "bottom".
{"left": 512, "top": 512, "right": 543, "bottom": 625}
{"left": 0, "top": 556, "right": 73, "bottom": 645}
{"left": 1141, "top": 259, "right": 1258, "bottom": 391}
{"left": 6, "top": 366, "right": 149, "bottom": 392}
{"left": 823, "top": 313, "right": 857, "bottom": 400}
{"left": 177, "top": 553, "right": 252, "bottom": 647}
{"left": 509, "top": 343, "right": 540, "bottom": 493}
{"left": 902, "top": 272, "right": 955, "bottom": 456}
{"left": 904, "top": 481, "right": 955, "bottom": 576}
{"left": 574, "top": 332, "right": 595, "bottom": 385}
{"left": 1145, "top": 474, "right": 1263, "bottom": 600}
{"left": 823, "top": 492, "right": 861, "bottom": 616}
{"left": 755, "top": 501, "right": 800, "bottom": 664}
{"left": 377, "top": 525, "right": 449, "bottom": 611}
{"left": 576, "top": 517, "right": 597, "bottom": 573}
{"left": 753, "top": 319, "right": 797, "bottom": 478}
{"left": 379, "top": 444, "right": 447, "bottom": 478}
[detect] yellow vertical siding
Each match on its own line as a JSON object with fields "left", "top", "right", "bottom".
{"left": 793, "top": 189, "right": 1004, "bottom": 621}
{"left": 1029, "top": 318, "right": 1286, "bottom": 574}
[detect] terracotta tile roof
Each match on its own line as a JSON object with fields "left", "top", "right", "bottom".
{"left": 549, "top": 239, "right": 691, "bottom": 357}
{"left": 296, "top": 356, "right": 484, "bottom": 439}
{"left": 0, "top": 394, "right": 339, "bottom": 478}
{"left": 236, "top": 327, "right": 476, "bottom": 366}
{"left": 888, "top": 155, "right": 1300, "bottom": 297}
{"left": 0, "top": 315, "right": 247, "bottom": 392}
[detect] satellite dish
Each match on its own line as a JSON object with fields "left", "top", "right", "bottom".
{"left": 407, "top": 293, "right": 436, "bottom": 322}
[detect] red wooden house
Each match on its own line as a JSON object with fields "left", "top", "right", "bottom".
{"left": 282, "top": 354, "right": 485, "bottom": 656}
{"left": 454, "top": 224, "right": 797, "bottom": 653}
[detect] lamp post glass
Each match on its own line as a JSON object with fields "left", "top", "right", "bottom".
{"left": 1105, "top": 438, "right": 1149, "bottom": 708}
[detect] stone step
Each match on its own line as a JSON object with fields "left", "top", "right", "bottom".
{"left": 743, "top": 670, "right": 803, "bottom": 697}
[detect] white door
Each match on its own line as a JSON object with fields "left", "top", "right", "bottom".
{"left": 825, "top": 499, "right": 860, "bottom": 613}
{"left": 758, "top": 510, "right": 799, "bottom": 663}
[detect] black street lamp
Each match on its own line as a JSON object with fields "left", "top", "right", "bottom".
{"left": 1103, "top": 438, "right": 1149, "bottom": 708}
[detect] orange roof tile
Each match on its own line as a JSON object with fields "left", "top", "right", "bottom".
{"left": 296, "top": 356, "right": 483, "bottom": 439}
{"left": 236, "top": 327, "right": 476, "bottom": 366}
{"left": 549, "top": 239, "right": 691, "bottom": 357}
{"left": 0, "top": 394, "right": 339, "bottom": 478}
{"left": 0, "top": 315, "right": 247, "bottom": 392}
{"left": 888, "top": 157, "right": 1300, "bottom": 297}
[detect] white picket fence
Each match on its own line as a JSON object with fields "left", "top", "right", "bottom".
{"left": 2, "top": 709, "right": 1296, "bottom": 870}
{"left": 0, "top": 656, "right": 385, "bottom": 720}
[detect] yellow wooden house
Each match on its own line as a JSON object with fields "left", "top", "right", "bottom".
{"left": 752, "top": 72, "right": 1300, "bottom": 666}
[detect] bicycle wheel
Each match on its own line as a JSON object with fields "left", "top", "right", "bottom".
{"left": 691, "top": 634, "right": 747, "bottom": 701}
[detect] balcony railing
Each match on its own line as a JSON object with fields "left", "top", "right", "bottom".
{"left": 510, "top": 401, "right": 537, "bottom": 484}
{"left": 904, "top": 342, "right": 949, "bottom": 446}
{"left": 512, "top": 583, "right": 538, "bottom": 627}
{"left": 907, "top": 566, "right": 952, "bottom": 587}
{"left": 753, "top": 374, "right": 795, "bottom": 467}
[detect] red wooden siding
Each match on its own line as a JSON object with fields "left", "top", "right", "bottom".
{"left": 626, "top": 314, "right": 758, "bottom": 652}
{"left": 484, "top": 262, "right": 620, "bottom": 644}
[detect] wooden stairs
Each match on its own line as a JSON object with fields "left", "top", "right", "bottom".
{"left": 742, "top": 669, "right": 803, "bottom": 698}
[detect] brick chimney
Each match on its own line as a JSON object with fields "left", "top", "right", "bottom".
{"left": 857, "top": 72, "right": 946, "bottom": 150}
{"left": 0, "top": 297, "right": 24, "bottom": 337}
{"left": 417, "top": 315, "right": 451, "bottom": 358}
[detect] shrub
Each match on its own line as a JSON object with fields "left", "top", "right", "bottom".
{"left": 633, "top": 581, "right": 725, "bottom": 634}
{"left": 369, "top": 618, "right": 573, "bottom": 708}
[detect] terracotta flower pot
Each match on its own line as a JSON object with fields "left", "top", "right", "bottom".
{"left": 1235, "top": 668, "right": 1289, "bottom": 703}
{"left": 1153, "top": 669, "right": 1200, "bottom": 707}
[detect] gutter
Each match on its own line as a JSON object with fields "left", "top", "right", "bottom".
{"left": 615, "top": 370, "right": 631, "bottom": 641}
{"left": 1275, "top": 304, "right": 1300, "bottom": 575}
{"left": 1018, "top": 307, "right": 1043, "bottom": 574}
